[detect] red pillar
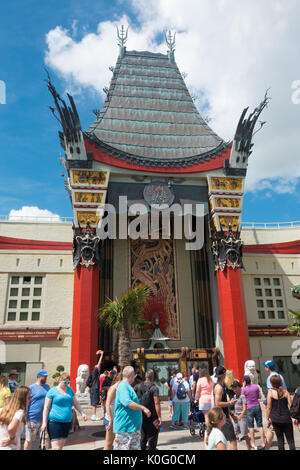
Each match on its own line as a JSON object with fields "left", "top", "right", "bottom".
{"left": 70, "top": 264, "right": 99, "bottom": 390}
{"left": 217, "top": 267, "right": 251, "bottom": 383}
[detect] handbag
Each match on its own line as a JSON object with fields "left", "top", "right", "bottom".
{"left": 39, "top": 430, "right": 47, "bottom": 451}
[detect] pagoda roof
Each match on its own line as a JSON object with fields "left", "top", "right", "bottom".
{"left": 85, "top": 49, "right": 225, "bottom": 164}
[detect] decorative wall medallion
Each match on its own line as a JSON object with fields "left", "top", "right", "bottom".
{"left": 143, "top": 182, "right": 175, "bottom": 207}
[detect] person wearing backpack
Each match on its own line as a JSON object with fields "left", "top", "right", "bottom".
{"left": 170, "top": 373, "right": 191, "bottom": 430}
{"left": 134, "top": 370, "right": 161, "bottom": 451}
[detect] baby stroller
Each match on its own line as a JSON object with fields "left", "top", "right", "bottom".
{"left": 188, "top": 402, "right": 206, "bottom": 438}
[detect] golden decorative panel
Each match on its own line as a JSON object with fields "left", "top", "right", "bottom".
{"left": 71, "top": 170, "right": 109, "bottom": 187}
{"left": 130, "top": 238, "right": 180, "bottom": 340}
{"left": 76, "top": 211, "right": 100, "bottom": 226}
{"left": 214, "top": 197, "right": 241, "bottom": 209}
{"left": 218, "top": 216, "right": 240, "bottom": 230}
{"left": 209, "top": 177, "right": 243, "bottom": 192}
{"left": 74, "top": 191, "right": 105, "bottom": 204}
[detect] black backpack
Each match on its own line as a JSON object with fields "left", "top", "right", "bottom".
{"left": 290, "top": 387, "right": 300, "bottom": 419}
{"left": 136, "top": 383, "right": 155, "bottom": 409}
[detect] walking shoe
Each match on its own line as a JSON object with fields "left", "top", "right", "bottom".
{"left": 91, "top": 415, "right": 101, "bottom": 421}
{"left": 170, "top": 424, "right": 178, "bottom": 430}
{"left": 182, "top": 425, "right": 189, "bottom": 430}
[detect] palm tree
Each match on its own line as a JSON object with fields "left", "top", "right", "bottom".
{"left": 286, "top": 309, "right": 300, "bottom": 336}
{"left": 99, "top": 286, "right": 150, "bottom": 368}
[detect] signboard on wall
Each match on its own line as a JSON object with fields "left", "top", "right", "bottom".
{"left": 0, "top": 329, "right": 61, "bottom": 341}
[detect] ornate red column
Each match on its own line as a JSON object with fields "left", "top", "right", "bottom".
{"left": 212, "top": 228, "right": 251, "bottom": 383}
{"left": 216, "top": 267, "right": 251, "bottom": 382}
{"left": 70, "top": 223, "right": 101, "bottom": 390}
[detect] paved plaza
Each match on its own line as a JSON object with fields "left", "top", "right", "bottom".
{"left": 27, "top": 402, "right": 300, "bottom": 451}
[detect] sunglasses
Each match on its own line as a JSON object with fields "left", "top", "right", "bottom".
{"left": 64, "top": 381, "right": 70, "bottom": 385}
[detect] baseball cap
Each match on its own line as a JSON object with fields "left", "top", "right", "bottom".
{"left": 176, "top": 373, "right": 183, "bottom": 380}
{"left": 231, "top": 380, "right": 242, "bottom": 388}
{"left": 215, "top": 366, "right": 226, "bottom": 378}
{"left": 36, "top": 369, "right": 48, "bottom": 377}
{"left": 262, "top": 360, "right": 275, "bottom": 370}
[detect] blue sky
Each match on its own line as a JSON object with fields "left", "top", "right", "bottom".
{"left": 0, "top": 0, "right": 299, "bottom": 223}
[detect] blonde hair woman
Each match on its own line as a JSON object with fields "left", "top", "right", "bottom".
{"left": 0, "top": 386, "right": 31, "bottom": 450}
{"left": 204, "top": 407, "right": 228, "bottom": 451}
{"left": 0, "top": 376, "right": 11, "bottom": 409}
{"left": 103, "top": 372, "right": 122, "bottom": 450}
{"left": 224, "top": 370, "right": 236, "bottom": 400}
{"left": 41, "top": 373, "right": 87, "bottom": 450}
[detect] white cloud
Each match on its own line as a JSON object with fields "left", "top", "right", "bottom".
{"left": 44, "top": 0, "right": 300, "bottom": 192}
{"left": 9, "top": 206, "right": 62, "bottom": 223}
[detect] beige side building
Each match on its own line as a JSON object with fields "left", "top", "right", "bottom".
{"left": 0, "top": 219, "right": 299, "bottom": 389}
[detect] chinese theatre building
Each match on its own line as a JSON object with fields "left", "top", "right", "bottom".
{"left": 1, "top": 31, "right": 299, "bottom": 391}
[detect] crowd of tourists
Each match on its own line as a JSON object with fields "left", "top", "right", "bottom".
{"left": 0, "top": 355, "right": 299, "bottom": 451}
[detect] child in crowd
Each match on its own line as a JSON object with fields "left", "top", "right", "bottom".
{"left": 204, "top": 407, "right": 228, "bottom": 450}
{"left": 231, "top": 380, "right": 251, "bottom": 450}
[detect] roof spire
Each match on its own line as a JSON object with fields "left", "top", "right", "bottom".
{"left": 117, "top": 25, "right": 128, "bottom": 58}
{"left": 164, "top": 29, "right": 176, "bottom": 63}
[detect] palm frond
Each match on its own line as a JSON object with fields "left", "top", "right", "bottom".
{"left": 99, "top": 297, "right": 124, "bottom": 329}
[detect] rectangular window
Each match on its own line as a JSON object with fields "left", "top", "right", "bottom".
{"left": 6, "top": 275, "right": 43, "bottom": 323}
{"left": 31, "top": 312, "right": 40, "bottom": 321}
{"left": 19, "top": 312, "right": 28, "bottom": 321}
{"left": 7, "top": 312, "right": 16, "bottom": 321}
{"left": 253, "top": 276, "right": 285, "bottom": 323}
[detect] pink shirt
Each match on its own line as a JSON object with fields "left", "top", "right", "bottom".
{"left": 196, "top": 377, "right": 214, "bottom": 404}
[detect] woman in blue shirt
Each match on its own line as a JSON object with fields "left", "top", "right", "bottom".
{"left": 41, "top": 373, "right": 87, "bottom": 450}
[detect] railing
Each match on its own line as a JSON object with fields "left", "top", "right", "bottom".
{"left": 242, "top": 221, "right": 300, "bottom": 229}
{"left": 0, "top": 215, "right": 73, "bottom": 223}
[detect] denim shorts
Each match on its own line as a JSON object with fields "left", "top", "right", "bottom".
{"left": 247, "top": 405, "right": 263, "bottom": 428}
{"left": 47, "top": 421, "right": 72, "bottom": 441}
